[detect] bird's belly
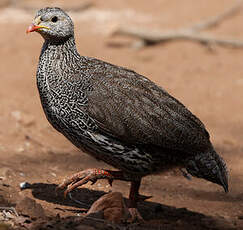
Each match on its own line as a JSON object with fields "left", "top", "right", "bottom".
{"left": 60, "top": 130, "right": 154, "bottom": 175}
{"left": 40, "top": 97, "right": 184, "bottom": 177}
{"left": 64, "top": 130, "right": 184, "bottom": 177}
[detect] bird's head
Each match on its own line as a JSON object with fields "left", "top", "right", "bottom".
{"left": 26, "top": 7, "right": 74, "bottom": 41}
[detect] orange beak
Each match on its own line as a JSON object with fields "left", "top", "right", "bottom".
{"left": 26, "top": 23, "right": 50, "bottom": 34}
{"left": 26, "top": 24, "right": 41, "bottom": 33}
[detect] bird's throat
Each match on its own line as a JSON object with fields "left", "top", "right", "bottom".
{"left": 37, "top": 36, "right": 79, "bottom": 104}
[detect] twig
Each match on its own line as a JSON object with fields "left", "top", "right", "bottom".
{"left": 190, "top": 0, "right": 243, "bottom": 31}
{"left": 113, "top": 0, "right": 243, "bottom": 48}
{"left": 116, "top": 27, "right": 243, "bottom": 48}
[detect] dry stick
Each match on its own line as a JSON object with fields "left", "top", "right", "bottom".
{"left": 114, "top": 0, "right": 243, "bottom": 48}
{"left": 190, "top": 0, "right": 243, "bottom": 32}
{"left": 115, "top": 27, "right": 243, "bottom": 48}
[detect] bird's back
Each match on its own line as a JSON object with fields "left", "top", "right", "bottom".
{"left": 82, "top": 57, "right": 211, "bottom": 152}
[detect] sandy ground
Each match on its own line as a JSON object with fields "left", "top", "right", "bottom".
{"left": 0, "top": 0, "right": 243, "bottom": 229}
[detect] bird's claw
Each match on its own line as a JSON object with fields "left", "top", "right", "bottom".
{"left": 56, "top": 168, "right": 114, "bottom": 198}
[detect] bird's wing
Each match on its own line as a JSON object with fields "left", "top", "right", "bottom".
{"left": 84, "top": 58, "right": 210, "bottom": 152}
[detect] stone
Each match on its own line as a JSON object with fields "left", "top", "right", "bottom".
{"left": 87, "top": 192, "right": 129, "bottom": 223}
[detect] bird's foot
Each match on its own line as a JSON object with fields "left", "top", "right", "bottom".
{"left": 128, "top": 208, "right": 144, "bottom": 223}
{"left": 56, "top": 168, "right": 114, "bottom": 197}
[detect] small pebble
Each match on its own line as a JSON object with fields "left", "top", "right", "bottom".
{"left": 19, "top": 172, "right": 25, "bottom": 177}
{"left": 50, "top": 172, "right": 56, "bottom": 177}
{"left": 19, "top": 182, "right": 31, "bottom": 190}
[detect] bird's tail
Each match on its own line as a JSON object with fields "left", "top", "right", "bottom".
{"left": 185, "top": 149, "right": 228, "bottom": 192}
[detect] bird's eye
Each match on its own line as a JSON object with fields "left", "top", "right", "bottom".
{"left": 51, "top": 16, "right": 58, "bottom": 23}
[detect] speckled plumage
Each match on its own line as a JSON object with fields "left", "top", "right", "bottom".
{"left": 32, "top": 7, "right": 228, "bottom": 193}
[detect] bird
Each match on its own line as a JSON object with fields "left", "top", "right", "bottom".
{"left": 27, "top": 7, "right": 228, "bottom": 221}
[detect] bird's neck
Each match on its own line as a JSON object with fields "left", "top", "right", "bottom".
{"left": 37, "top": 35, "right": 81, "bottom": 104}
{"left": 40, "top": 35, "right": 78, "bottom": 58}
{"left": 37, "top": 35, "right": 79, "bottom": 86}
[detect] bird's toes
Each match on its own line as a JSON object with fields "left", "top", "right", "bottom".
{"left": 55, "top": 181, "right": 69, "bottom": 195}
{"left": 56, "top": 168, "right": 115, "bottom": 198}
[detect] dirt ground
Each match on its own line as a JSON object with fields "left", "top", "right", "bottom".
{"left": 0, "top": 0, "right": 243, "bottom": 229}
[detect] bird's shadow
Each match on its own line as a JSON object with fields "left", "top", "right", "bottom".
{"left": 26, "top": 182, "right": 104, "bottom": 212}
{"left": 25, "top": 183, "right": 233, "bottom": 230}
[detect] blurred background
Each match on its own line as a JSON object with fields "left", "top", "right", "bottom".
{"left": 0, "top": 0, "right": 243, "bottom": 229}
